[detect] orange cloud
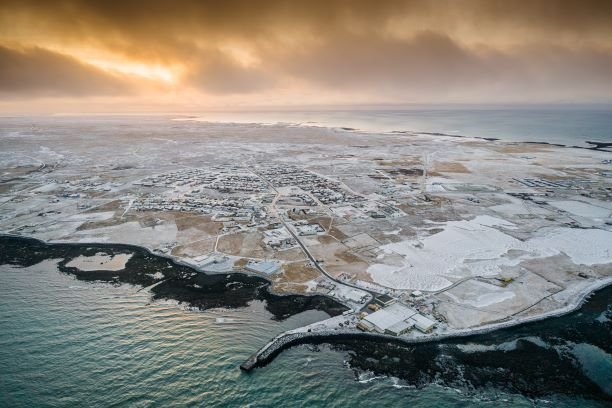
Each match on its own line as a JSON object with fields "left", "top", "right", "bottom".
{"left": 0, "top": 0, "right": 611, "bottom": 108}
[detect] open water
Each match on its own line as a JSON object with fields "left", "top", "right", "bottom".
{"left": 191, "top": 107, "right": 612, "bottom": 147}
{"left": 1, "top": 243, "right": 610, "bottom": 407}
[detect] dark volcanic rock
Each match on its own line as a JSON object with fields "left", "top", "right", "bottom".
{"left": 0, "top": 235, "right": 347, "bottom": 320}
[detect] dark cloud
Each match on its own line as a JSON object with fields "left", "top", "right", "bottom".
{"left": 3, "top": 1, "right": 610, "bottom": 44}
{"left": 0, "top": 1, "right": 611, "bottom": 102}
{"left": 271, "top": 31, "right": 612, "bottom": 101}
{"left": 183, "top": 49, "right": 276, "bottom": 94}
{"left": 0, "top": 45, "right": 132, "bottom": 97}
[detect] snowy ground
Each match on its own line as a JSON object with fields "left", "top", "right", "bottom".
{"left": 65, "top": 253, "right": 133, "bottom": 271}
{"left": 368, "top": 215, "right": 612, "bottom": 291}
{"left": 1, "top": 116, "right": 610, "bottom": 334}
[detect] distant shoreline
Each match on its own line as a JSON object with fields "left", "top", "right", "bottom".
{"left": 173, "top": 113, "right": 612, "bottom": 151}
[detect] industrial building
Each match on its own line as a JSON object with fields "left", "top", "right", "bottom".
{"left": 386, "top": 320, "right": 414, "bottom": 336}
{"left": 362, "top": 302, "right": 416, "bottom": 333}
{"left": 409, "top": 313, "right": 436, "bottom": 333}
{"left": 344, "top": 289, "right": 368, "bottom": 303}
{"left": 359, "top": 302, "right": 437, "bottom": 336}
{"left": 373, "top": 294, "right": 396, "bottom": 307}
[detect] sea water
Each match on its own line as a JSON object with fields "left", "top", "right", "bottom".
{"left": 1, "top": 252, "right": 610, "bottom": 407}
{"left": 190, "top": 107, "right": 612, "bottom": 147}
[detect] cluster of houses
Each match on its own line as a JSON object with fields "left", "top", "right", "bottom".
{"left": 262, "top": 226, "right": 297, "bottom": 249}
{"left": 39, "top": 178, "right": 117, "bottom": 195}
{"left": 292, "top": 220, "right": 325, "bottom": 236}
{"left": 135, "top": 167, "right": 269, "bottom": 193}
{"left": 256, "top": 165, "right": 364, "bottom": 205}
{"left": 131, "top": 195, "right": 266, "bottom": 222}
{"left": 512, "top": 177, "right": 583, "bottom": 189}
{"left": 352, "top": 200, "right": 403, "bottom": 219}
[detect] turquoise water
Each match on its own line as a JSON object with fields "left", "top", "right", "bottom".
{"left": 192, "top": 107, "right": 612, "bottom": 147}
{"left": 1, "top": 257, "right": 610, "bottom": 407}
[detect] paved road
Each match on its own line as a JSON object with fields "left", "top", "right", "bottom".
{"left": 247, "top": 164, "right": 381, "bottom": 301}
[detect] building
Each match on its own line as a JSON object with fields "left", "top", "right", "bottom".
{"left": 374, "top": 294, "right": 396, "bottom": 307}
{"left": 296, "top": 223, "right": 324, "bottom": 236}
{"left": 409, "top": 313, "right": 436, "bottom": 333}
{"left": 356, "top": 321, "right": 374, "bottom": 332}
{"left": 363, "top": 302, "right": 417, "bottom": 334}
{"left": 385, "top": 320, "right": 414, "bottom": 336}
{"left": 344, "top": 289, "right": 368, "bottom": 303}
{"left": 367, "top": 303, "right": 380, "bottom": 312}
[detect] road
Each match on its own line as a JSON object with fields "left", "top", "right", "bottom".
{"left": 246, "top": 164, "right": 381, "bottom": 300}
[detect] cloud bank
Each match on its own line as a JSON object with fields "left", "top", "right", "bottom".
{"left": 1, "top": 0, "right": 611, "bottom": 108}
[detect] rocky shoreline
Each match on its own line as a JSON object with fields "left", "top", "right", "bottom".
{"left": 3, "top": 232, "right": 611, "bottom": 374}
{"left": 242, "top": 277, "right": 612, "bottom": 371}
{"left": 0, "top": 234, "right": 348, "bottom": 321}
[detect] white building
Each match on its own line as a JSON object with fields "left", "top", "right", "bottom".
{"left": 409, "top": 313, "right": 436, "bottom": 333}
{"left": 363, "top": 303, "right": 417, "bottom": 334}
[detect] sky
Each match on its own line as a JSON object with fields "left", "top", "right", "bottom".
{"left": 1, "top": 0, "right": 612, "bottom": 112}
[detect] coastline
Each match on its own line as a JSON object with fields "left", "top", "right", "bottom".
{"left": 1, "top": 232, "right": 609, "bottom": 371}
{"left": 242, "top": 276, "right": 612, "bottom": 370}
{"left": 0, "top": 233, "right": 351, "bottom": 312}
{"left": 175, "top": 116, "right": 612, "bottom": 152}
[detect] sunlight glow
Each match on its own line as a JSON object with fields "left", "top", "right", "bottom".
{"left": 91, "top": 59, "right": 177, "bottom": 83}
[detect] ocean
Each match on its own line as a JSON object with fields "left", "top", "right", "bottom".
{"left": 189, "top": 107, "right": 612, "bottom": 147}
{"left": 1, "top": 242, "right": 610, "bottom": 407}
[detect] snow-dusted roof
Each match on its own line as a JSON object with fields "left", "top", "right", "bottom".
{"left": 364, "top": 303, "right": 416, "bottom": 331}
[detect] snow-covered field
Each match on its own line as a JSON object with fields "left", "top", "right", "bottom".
{"left": 65, "top": 253, "right": 133, "bottom": 271}
{"left": 1, "top": 117, "right": 611, "bottom": 335}
{"left": 368, "top": 215, "right": 612, "bottom": 291}
{"left": 547, "top": 200, "right": 611, "bottom": 218}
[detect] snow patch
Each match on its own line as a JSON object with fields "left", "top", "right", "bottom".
{"left": 368, "top": 215, "right": 612, "bottom": 291}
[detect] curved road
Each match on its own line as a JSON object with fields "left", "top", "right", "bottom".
{"left": 246, "top": 164, "right": 382, "bottom": 300}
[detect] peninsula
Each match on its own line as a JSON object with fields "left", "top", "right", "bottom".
{"left": 1, "top": 116, "right": 611, "bottom": 369}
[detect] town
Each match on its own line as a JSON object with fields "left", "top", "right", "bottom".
{"left": 1, "top": 118, "right": 611, "bottom": 350}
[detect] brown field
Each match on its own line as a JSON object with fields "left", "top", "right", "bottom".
{"left": 271, "top": 283, "right": 309, "bottom": 294}
{"left": 271, "top": 262, "right": 321, "bottom": 294}
{"left": 171, "top": 238, "right": 216, "bottom": 257}
{"left": 317, "top": 235, "right": 336, "bottom": 245}
{"left": 308, "top": 215, "right": 333, "bottom": 231}
{"left": 335, "top": 248, "right": 364, "bottom": 264}
{"left": 274, "top": 247, "right": 307, "bottom": 261}
{"left": 429, "top": 161, "right": 470, "bottom": 175}
{"left": 76, "top": 212, "right": 136, "bottom": 231}
{"left": 234, "top": 258, "right": 249, "bottom": 268}
{"left": 217, "top": 232, "right": 252, "bottom": 256}
{"left": 328, "top": 226, "right": 348, "bottom": 240}
{"left": 173, "top": 213, "right": 222, "bottom": 234}
{"left": 308, "top": 240, "right": 371, "bottom": 281}
{"left": 281, "top": 262, "right": 321, "bottom": 282}
{"left": 86, "top": 199, "right": 123, "bottom": 212}
{"left": 326, "top": 263, "right": 373, "bottom": 282}
{"left": 217, "top": 231, "right": 306, "bottom": 260}
{"left": 375, "top": 159, "right": 421, "bottom": 167}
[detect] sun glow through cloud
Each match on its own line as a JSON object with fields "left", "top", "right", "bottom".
{"left": 89, "top": 59, "right": 178, "bottom": 83}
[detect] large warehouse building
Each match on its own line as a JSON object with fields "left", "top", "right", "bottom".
{"left": 360, "top": 302, "right": 436, "bottom": 335}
